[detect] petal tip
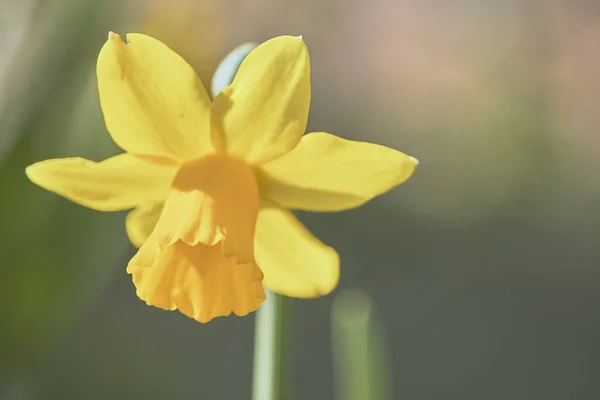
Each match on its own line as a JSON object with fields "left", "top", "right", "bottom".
{"left": 107, "top": 31, "right": 129, "bottom": 46}
{"left": 124, "top": 33, "right": 134, "bottom": 45}
{"left": 24, "top": 162, "right": 43, "bottom": 183}
{"left": 319, "top": 248, "right": 341, "bottom": 296}
{"left": 107, "top": 31, "right": 120, "bottom": 41}
{"left": 24, "top": 164, "right": 34, "bottom": 178}
{"left": 409, "top": 156, "right": 419, "bottom": 166}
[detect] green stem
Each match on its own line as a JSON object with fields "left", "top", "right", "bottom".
{"left": 332, "top": 290, "right": 390, "bottom": 400}
{"left": 252, "top": 289, "right": 290, "bottom": 400}
{"left": 212, "top": 41, "right": 288, "bottom": 400}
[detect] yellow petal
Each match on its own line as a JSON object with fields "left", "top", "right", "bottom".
{"left": 25, "top": 154, "right": 176, "bottom": 211}
{"left": 97, "top": 33, "right": 216, "bottom": 162}
{"left": 156, "top": 153, "right": 260, "bottom": 263}
{"left": 127, "top": 236, "right": 266, "bottom": 323}
{"left": 126, "top": 204, "right": 163, "bottom": 248}
{"left": 259, "top": 132, "right": 418, "bottom": 211}
{"left": 212, "top": 36, "right": 310, "bottom": 164}
{"left": 255, "top": 206, "right": 339, "bottom": 298}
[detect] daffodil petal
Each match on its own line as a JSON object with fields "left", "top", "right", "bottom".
{"left": 212, "top": 36, "right": 310, "bottom": 164}
{"left": 255, "top": 206, "right": 339, "bottom": 298}
{"left": 259, "top": 132, "right": 418, "bottom": 211}
{"left": 25, "top": 154, "right": 176, "bottom": 211}
{"left": 126, "top": 204, "right": 163, "bottom": 248}
{"left": 156, "top": 153, "right": 260, "bottom": 263}
{"left": 97, "top": 33, "right": 215, "bottom": 162}
{"left": 127, "top": 236, "right": 265, "bottom": 323}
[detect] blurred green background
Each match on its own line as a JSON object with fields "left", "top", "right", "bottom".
{"left": 2, "top": 0, "right": 600, "bottom": 398}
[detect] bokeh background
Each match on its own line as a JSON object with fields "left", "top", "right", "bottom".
{"left": 2, "top": 0, "right": 600, "bottom": 399}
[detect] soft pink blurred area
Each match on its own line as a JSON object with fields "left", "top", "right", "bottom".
{"left": 220, "top": 0, "right": 600, "bottom": 225}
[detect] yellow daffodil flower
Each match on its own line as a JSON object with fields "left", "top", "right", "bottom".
{"left": 26, "top": 33, "right": 418, "bottom": 323}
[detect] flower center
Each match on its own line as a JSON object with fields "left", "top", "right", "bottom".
{"left": 153, "top": 152, "right": 260, "bottom": 263}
